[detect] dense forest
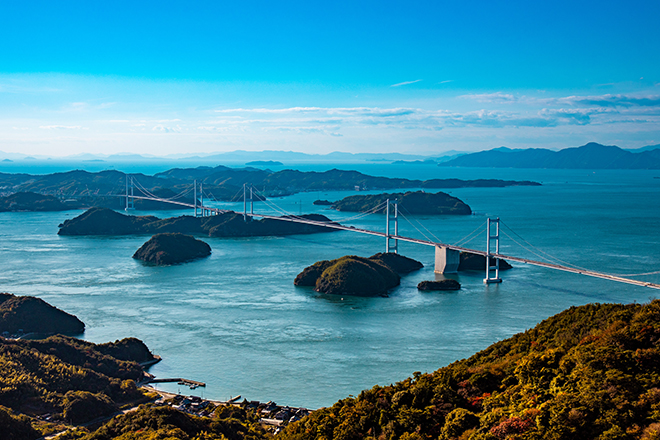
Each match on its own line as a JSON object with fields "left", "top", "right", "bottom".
{"left": 0, "top": 335, "right": 150, "bottom": 427}
{"left": 56, "top": 404, "right": 267, "bottom": 440}
{"left": 5, "top": 300, "right": 660, "bottom": 439}
{"left": 280, "top": 301, "right": 660, "bottom": 440}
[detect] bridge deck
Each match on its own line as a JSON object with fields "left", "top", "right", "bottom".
{"left": 123, "top": 195, "right": 660, "bottom": 290}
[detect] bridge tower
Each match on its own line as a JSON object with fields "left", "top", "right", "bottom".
{"left": 200, "top": 181, "right": 204, "bottom": 217}
{"left": 385, "top": 199, "right": 399, "bottom": 254}
{"left": 124, "top": 175, "right": 134, "bottom": 211}
{"left": 193, "top": 180, "right": 198, "bottom": 217}
{"left": 484, "top": 218, "right": 502, "bottom": 284}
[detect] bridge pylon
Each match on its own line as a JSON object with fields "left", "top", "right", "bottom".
{"left": 125, "top": 175, "right": 135, "bottom": 211}
{"left": 484, "top": 218, "right": 502, "bottom": 284}
{"left": 385, "top": 199, "right": 398, "bottom": 254}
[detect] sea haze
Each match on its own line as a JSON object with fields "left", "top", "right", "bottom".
{"left": 0, "top": 165, "right": 658, "bottom": 408}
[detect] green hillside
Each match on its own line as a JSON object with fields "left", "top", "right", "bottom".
{"left": 280, "top": 301, "right": 660, "bottom": 440}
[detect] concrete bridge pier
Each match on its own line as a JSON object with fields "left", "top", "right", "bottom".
{"left": 434, "top": 246, "right": 460, "bottom": 274}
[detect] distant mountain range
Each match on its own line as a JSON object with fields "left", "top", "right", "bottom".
{"left": 439, "top": 142, "right": 660, "bottom": 169}
{"left": 0, "top": 149, "right": 465, "bottom": 165}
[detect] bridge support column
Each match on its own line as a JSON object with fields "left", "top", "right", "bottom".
{"left": 243, "top": 183, "right": 247, "bottom": 222}
{"left": 484, "top": 218, "right": 503, "bottom": 284}
{"left": 385, "top": 199, "right": 399, "bottom": 254}
{"left": 193, "top": 179, "right": 197, "bottom": 217}
{"left": 435, "top": 246, "right": 460, "bottom": 274}
{"left": 125, "top": 175, "right": 134, "bottom": 211}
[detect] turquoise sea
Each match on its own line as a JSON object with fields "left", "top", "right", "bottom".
{"left": 0, "top": 163, "right": 659, "bottom": 409}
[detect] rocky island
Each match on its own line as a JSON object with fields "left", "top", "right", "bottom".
{"left": 417, "top": 279, "right": 461, "bottom": 291}
{"left": 0, "top": 293, "right": 85, "bottom": 335}
{"left": 332, "top": 190, "right": 472, "bottom": 215}
{"left": 58, "top": 207, "right": 338, "bottom": 237}
{"left": 295, "top": 253, "right": 423, "bottom": 296}
{"left": 133, "top": 233, "right": 212, "bottom": 265}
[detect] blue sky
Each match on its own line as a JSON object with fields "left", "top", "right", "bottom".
{"left": 1, "top": 0, "right": 659, "bottom": 156}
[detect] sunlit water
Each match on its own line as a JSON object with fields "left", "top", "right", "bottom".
{"left": 0, "top": 164, "right": 659, "bottom": 408}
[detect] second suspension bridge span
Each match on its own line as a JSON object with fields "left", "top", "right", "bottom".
{"left": 118, "top": 177, "right": 660, "bottom": 291}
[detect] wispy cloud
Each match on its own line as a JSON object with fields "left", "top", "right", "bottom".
{"left": 438, "top": 80, "right": 454, "bottom": 84}
{"left": 39, "top": 125, "right": 83, "bottom": 130}
{"left": 390, "top": 79, "right": 422, "bottom": 87}
{"left": 460, "top": 92, "right": 519, "bottom": 103}
{"left": 555, "top": 94, "right": 660, "bottom": 108}
{"left": 152, "top": 124, "right": 182, "bottom": 133}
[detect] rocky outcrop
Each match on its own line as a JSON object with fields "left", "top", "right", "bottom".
{"left": 417, "top": 280, "right": 461, "bottom": 291}
{"left": 0, "top": 293, "right": 85, "bottom": 335}
{"left": 332, "top": 191, "right": 472, "bottom": 215}
{"left": 133, "top": 233, "right": 211, "bottom": 265}
{"left": 295, "top": 253, "right": 423, "bottom": 297}
{"left": 458, "top": 253, "right": 513, "bottom": 271}
{"left": 58, "top": 207, "right": 339, "bottom": 237}
{"left": 313, "top": 200, "right": 333, "bottom": 206}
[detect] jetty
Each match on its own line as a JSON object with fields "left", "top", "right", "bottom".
{"left": 148, "top": 377, "right": 206, "bottom": 389}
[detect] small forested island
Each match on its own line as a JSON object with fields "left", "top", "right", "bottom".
{"left": 133, "top": 233, "right": 212, "bottom": 265}
{"left": 332, "top": 191, "right": 472, "bottom": 215}
{"left": 295, "top": 253, "right": 423, "bottom": 296}
{"left": 417, "top": 279, "right": 461, "bottom": 291}
{"left": 58, "top": 207, "right": 338, "bottom": 237}
{"left": 0, "top": 293, "right": 85, "bottom": 335}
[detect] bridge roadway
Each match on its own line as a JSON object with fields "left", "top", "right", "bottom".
{"left": 126, "top": 195, "right": 660, "bottom": 290}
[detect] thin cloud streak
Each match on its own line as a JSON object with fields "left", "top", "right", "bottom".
{"left": 390, "top": 79, "right": 422, "bottom": 87}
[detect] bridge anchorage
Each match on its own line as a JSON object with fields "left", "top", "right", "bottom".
{"left": 121, "top": 175, "right": 660, "bottom": 291}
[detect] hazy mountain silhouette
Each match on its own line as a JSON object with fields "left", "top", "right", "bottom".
{"left": 439, "top": 142, "right": 660, "bottom": 169}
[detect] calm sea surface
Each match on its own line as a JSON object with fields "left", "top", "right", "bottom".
{"left": 1, "top": 163, "right": 659, "bottom": 408}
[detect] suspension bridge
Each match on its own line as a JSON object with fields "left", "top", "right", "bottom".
{"left": 118, "top": 176, "right": 660, "bottom": 290}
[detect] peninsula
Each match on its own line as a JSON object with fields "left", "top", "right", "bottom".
{"left": 0, "top": 166, "right": 540, "bottom": 211}
{"left": 0, "top": 293, "right": 85, "bottom": 335}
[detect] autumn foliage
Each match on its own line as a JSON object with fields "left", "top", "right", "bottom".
{"left": 280, "top": 301, "right": 660, "bottom": 440}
